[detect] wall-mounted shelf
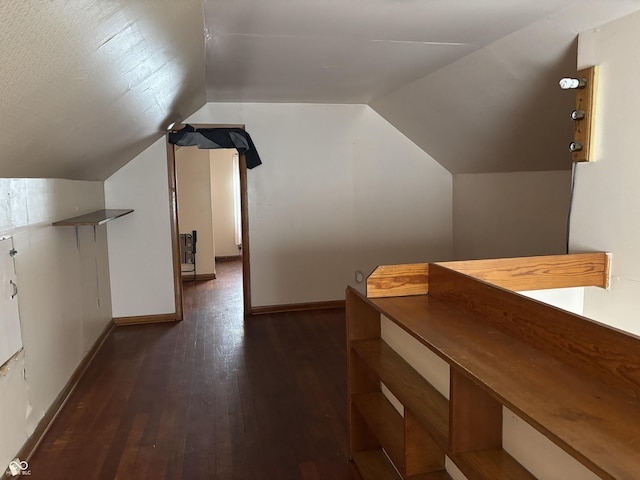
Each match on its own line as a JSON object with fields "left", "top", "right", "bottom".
{"left": 52, "top": 209, "right": 133, "bottom": 227}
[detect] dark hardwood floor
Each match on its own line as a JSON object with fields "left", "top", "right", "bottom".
{"left": 27, "top": 260, "right": 358, "bottom": 479}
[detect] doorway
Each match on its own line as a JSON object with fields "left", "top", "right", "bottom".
{"left": 166, "top": 124, "right": 252, "bottom": 318}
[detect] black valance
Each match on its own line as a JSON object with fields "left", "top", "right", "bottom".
{"left": 168, "top": 125, "right": 262, "bottom": 169}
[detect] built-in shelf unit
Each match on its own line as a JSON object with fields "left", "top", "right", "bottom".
{"left": 347, "top": 253, "right": 640, "bottom": 480}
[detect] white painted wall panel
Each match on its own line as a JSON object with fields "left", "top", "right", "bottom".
{"left": 210, "top": 150, "right": 241, "bottom": 258}
{"left": 381, "top": 316, "right": 450, "bottom": 399}
{"left": 572, "top": 11, "right": 640, "bottom": 335}
{"left": 453, "top": 171, "right": 571, "bottom": 260}
{"left": 185, "top": 103, "right": 453, "bottom": 306}
{"left": 0, "top": 354, "right": 28, "bottom": 474}
{"left": 352, "top": 107, "right": 453, "bottom": 276}
{"left": 0, "top": 237, "right": 21, "bottom": 368}
{"left": 105, "top": 138, "right": 175, "bottom": 317}
{"left": 520, "top": 287, "right": 584, "bottom": 315}
{"left": 0, "top": 179, "right": 111, "bottom": 470}
{"left": 502, "top": 408, "right": 600, "bottom": 480}
{"left": 445, "top": 457, "right": 470, "bottom": 480}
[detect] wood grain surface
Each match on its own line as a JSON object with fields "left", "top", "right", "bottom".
{"left": 26, "top": 261, "right": 359, "bottom": 480}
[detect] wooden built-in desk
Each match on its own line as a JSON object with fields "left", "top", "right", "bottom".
{"left": 347, "top": 253, "right": 639, "bottom": 480}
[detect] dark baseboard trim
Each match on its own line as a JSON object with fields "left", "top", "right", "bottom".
{"left": 215, "top": 255, "right": 242, "bottom": 262}
{"left": 182, "top": 273, "right": 216, "bottom": 282}
{"left": 250, "top": 300, "right": 346, "bottom": 315}
{"left": 113, "top": 313, "right": 178, "bottom": 326}
{"left": 3, "top": 321, "right": 114, "bottom": 478}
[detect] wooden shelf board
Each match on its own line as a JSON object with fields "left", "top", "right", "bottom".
{"left": 435, "top": 252, "right": 610, "bottom": 291}
{"left": 352, "top": 392, "right": 404, "bottom": 470}
{"left": 365, "top": 253, "right": 610, "bottom": 299}
{"left": 367, "top": 263, "right": 430, "bottom": 298}
{"left": 52, "top": 209, "right": 133, "bottom": 226}
{"left": 427, "top": 264, "right": 638, "bottom": 399}
{"left": 351, "top": 449, "right": 452, "bottom": 480}
{"left": 352, "top": 449, "right": 401, "bottom": 480}
{"left": 408, "top": 471, "right": 453, "bottom": 480}
{"left": 450, "top": 449, "right": 536, "bottom": 480}
{"left": 351, "top": 339, "right": 449, "bottom": 448}
{"left": 366, "top": 292, "right": 640, "bottom": 479}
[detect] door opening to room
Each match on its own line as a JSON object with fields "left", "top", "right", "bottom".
{"left": 167, "top": 124, "right": 252, "bottom": 317}
{"left": 176, "top": 148, "right": 242, "bottom": 280}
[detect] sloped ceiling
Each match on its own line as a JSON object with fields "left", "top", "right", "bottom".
{"left": 0, "top": 0, "right": 205, "bottom": 180}
{"left": 2, "top": 1, "right": 640, "bottom": 180}
{"left": 371, "top": 1, "right": 640, "bottom": 173}
{"left": 205, "top": 0, "right": 640, "bottom": 173}
{"left": 204, "top": 0, "right": 568, "bottom": 104}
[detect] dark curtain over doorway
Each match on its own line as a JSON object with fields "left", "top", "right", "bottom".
{"left": 168, "top": 125, "right": 262, "bottom": 169}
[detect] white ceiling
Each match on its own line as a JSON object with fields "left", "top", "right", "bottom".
{"left": 2, "top": 1, "right": 640, "bottom": 179}
{"left": 205, "top": 0, "right": 571, "bottom": 103}
{"left": 204, "top": 0, "right": 640, "bottom": 173}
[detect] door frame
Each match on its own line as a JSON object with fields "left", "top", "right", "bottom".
{"left": 166, "top": 123, "right": 252, "bottom": 319}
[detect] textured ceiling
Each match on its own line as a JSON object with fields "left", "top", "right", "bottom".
{"left": 0, "top": 0, "right": 205, "bottom": 180}
{"left": 2, "top": 1, "right": 640, "bottom": 180}
{"left": 205, "top": 0, "right": 640, "bottom": 173}
{"left": 204, "top": 0, "right": 570, "bottom": 104}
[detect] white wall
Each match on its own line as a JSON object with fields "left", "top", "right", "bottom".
{"left": 0, "top": 179, "right": 111, "bottom": 470}
{"left": 571, "top": 11, "right": 640, "bottom": 335}
{"left": 210, "top": 149, "right": 240, "bottom": 258}
{"left": 520, "top": 287, "right": 584, "bottom": 316}
{"left": 185, "top": 103, "right": 453, "bottom": 306}
{"left": 453, "top": 171, "right": 572, "bottom": 260}
{"left": 105, "top": 138, "right": 175, "bottom": 318}
{"left": 176, "top": 147, "right": 216, "bottom": 275}
{"left": 351, "top": 107, "right": 453, "bottom": 275}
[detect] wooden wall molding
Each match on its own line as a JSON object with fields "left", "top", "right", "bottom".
{"left": 113, "top": 313, "right": 177, "bottom": 326}
{"left": 182, "top": 273, "right": 216, "bottom": 282}
{"left": 251, "top": 300, "right": 345, "bottom": 315}
{"left": 215, "top": 255, "right": 242, "bottom": 262}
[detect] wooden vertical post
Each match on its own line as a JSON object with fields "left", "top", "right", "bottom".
{"left": 572, "top": 66, "right": 599, "bottom": 163}
{"left": 449, "top": 369, "right": 502, "bottom": 454}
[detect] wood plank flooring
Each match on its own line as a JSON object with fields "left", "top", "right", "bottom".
{"left": 27, "top": 260, "right": 359, "bottom": 479}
